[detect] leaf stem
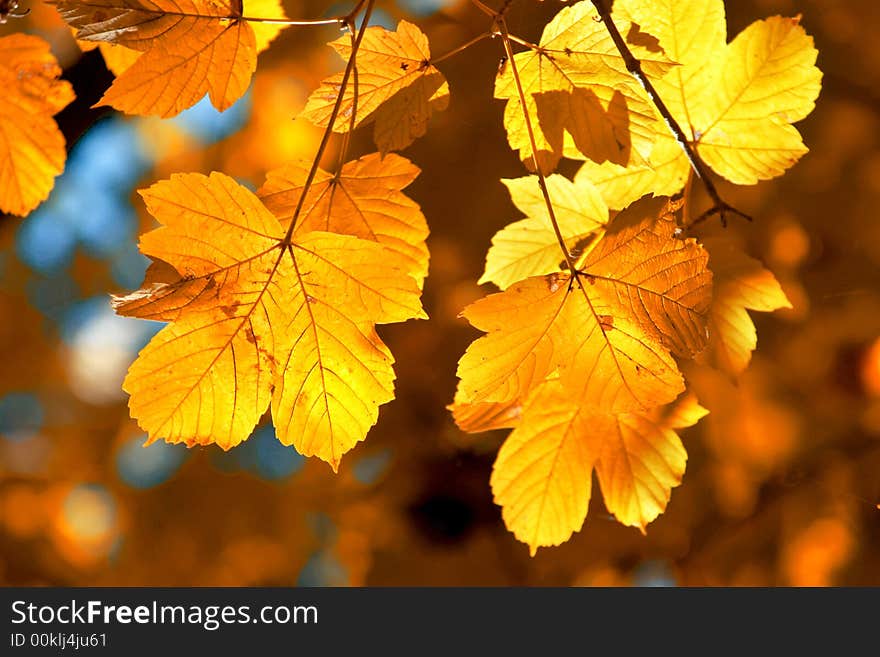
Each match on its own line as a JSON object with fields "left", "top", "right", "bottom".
{"left": 589, "top": 0, "right": 750, "bottom": 227}
{"left": 280, "top": 0, "right": 376, "bottom": 245}
{"left": 495, "top": 17, "right": 579, "bottom": 278}
{"left": 501, "top": 33, "right": 540, "bottom": 51}
{"left": 240, "top": 15, "right": 345, "bottom": 26}
{"left": 335, "top": 23, "right": 360, "bottom": 173}
{"left": 431, "top": 32, "right": 492, "bottom": 65}
{"left": 243, "top": 0, "right": 369, "bottom": 27}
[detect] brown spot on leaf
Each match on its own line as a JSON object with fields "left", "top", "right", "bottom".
{"left": 545, "top": 272, "right": 565, "bottom": 293}
{"left": 598, "top": 315, "right": 614, "bottom": 331}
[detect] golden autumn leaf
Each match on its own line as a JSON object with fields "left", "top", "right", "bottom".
{"left": 74, "top": 32, "right": 140, "bottom": 77}
{"left": 113, "top": 172, "right": 425, "bottom": 470}
{"left": 258, "top": 152, "right": 430, "bottom": 287}
{"left": 0, "top": 34, "right": 74, "bottom": 217}
{"left": 448, "top": 392, "right": 521, "bottom": 434}
{"left": 301, "top": 21, "right": 449, "bottom": 153}
{"left": 490, "top": 381, "right": 706, "bottom": 553}
{"left": 54, "top": 0, "right": 289, "bottom": 117}
{"left": 480, "top": 174, "right": 608, "bottom": 290}
{"left": 97, "top": 43, "right": 142, "bottom": 77}
{"left": 490, "top": 381, "right": 595, "bottom": 555}
{"left": 590, "top": 394, "right": 707, "bottom": 532}
{"left": 494, "top": 0, "right": 675, "bottom": 174}
{"left": 586, "top": 0, "right": 822, "bottom": 189}
{"left": 697, "top": 237, "right": 791, "bottom": 376}
{"left": 575, "top": 138, "right": 688, "bottom": 210}
{"left": 456, "top": 200, "right": 712, "bottom": 414}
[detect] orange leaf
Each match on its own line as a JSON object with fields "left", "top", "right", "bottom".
{"left": 259, "top": 153, "right": 430, "bottom": 286}
{"left": 489, "top": 380, "right": 706, "bottom": 553}
{"left": 456, "top": 200, "right": 711, "bottom": 413}
{"left": 113, "top": 172, "right": 425, "bottom": 470}
{"left": 494, "top": 0, "right": 674, "bottom": 174}
{"left": 0, "top": 34, "right": 74, "bottom": 217}
{"left": 490, "top": 381, "right": 596, "bottom": 554}
{"left": 697, "top": 237, "right": 791, "bottom": 376}
{"left": 300, "top": 21, "right": 449, "bottom": 153}
{"left": 590, "top": 395, "right": 706, "bottom": 532}
{"left": 54, "top": 0, "right": 289, "bottom": 117}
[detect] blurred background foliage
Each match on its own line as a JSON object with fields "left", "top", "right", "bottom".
{"left": 1, "top": 0, "right": 879, "bottom": 586}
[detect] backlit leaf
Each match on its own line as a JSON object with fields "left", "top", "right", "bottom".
{"left": 114, "top": 172, "right": 425, "bottom": 470}
{"left": 489, "top": 381, "right": 706, "bottom": 553}
{"left": 457, "top": 200, "right": 712, "bottom": 413}
{"left": 490, "top": 381, "right": 595, "bottom": 554}
{"left": 54, "top": 0, "right": 289, "bottom": 117}
{"left": 300, "top": 21, "right": 449, "bottom": 153}
{"left": 0, "top": 35, "right": 75, "bottom": 217}
{"left": 602, "top": 0, "right": 822, "bottom": 187}
{"left": 494, "top": 0, "right": 674, "bottom": 174}
{"left": 591, "top": 395, "right": 706, "bottom": 532}
{"left": 697, "top": 237, "right": 791, "bottom": 376}
{"left": 480, "top": 174, "right": 608, "bottom": 290}
{"left": 258, "top": 152, "right": 430, "bottom": 286}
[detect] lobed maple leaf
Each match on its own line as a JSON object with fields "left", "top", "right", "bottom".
{"left": 54, "top": 0, "right": 288, "bottom": 117}
{"left": 491, "top": 381, "right": 706, "bottom": 552}
{"left": 583, "top": 0, "right": 822, "bottom": 191}
{"left": 480, "top": 174, "right": 608, "bottom": 290}
{"left": 113, "top": 171, "right": 426, "bottom": 470}
{"left": 258, "top": 152, "right": 430, "bottom": 287}
{"left": 453, "top": 199, "right": 714, "bottom": 552}
{"left": 697, "top": 237, "right": 791, "bottom": 377}
{"left": 456, "top": 200, "right": 712, "bottom": 414}
{"left": 494, "top": 0, "right": 675, "bottom": 174}
{"left": 0, "top": 34, "right": 75, "bottom": 217}
{"left": 300, "top": 21, "right": 449, "bottom": 153}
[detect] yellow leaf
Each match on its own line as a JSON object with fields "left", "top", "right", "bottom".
{"left": 448, "top": 389, "right": 522, "bottom": 434}
{"left": 0, "top": 34, "right": 74, "bottom": 217}
{"left": 300, "top": 21, "right": 449, "bottom": 153}
{"left": 490, "top": 381, "right": 595, "bottom": 554}
{"left": 97, "top": 43, "right": 142, "bottom": 77}
{"left": 113, "top": 172, "right": 425, "bottom": 470}
{"left": 490, "top": 383, "right": 706, "bottom": 552}
{"left": 494, "top": 0, "right": 674, "bottom": 174}
{"left": 258, "top": 152, "right": 430, "bottom": 286}
{"left": 697, "top": 15, "right": 822, "bottom": 184}
{"left": 591, "top": 395, "right": 707, "bottom": 532}
{"left": 54, "top": 0, "right": 289, "bottom": 117}
{"left": 457, "top": 200, "right": 711, "bottom": 413}
{"left": 697, "top": 237, "right": 791, "bottom": 376}
{"left": 244, "top": 0, "right": 290, "bottom": 53}
{"left": 574, "top": 137, "right": 689, "bottom": 211}
{"left": 480, "top": 174, "right": 608, "bottom": 290}
{"left": 607, "top": 1, "right": 822, "bottom": 186}
{"left": 616, "top": 0, "right": 725, "bottom": 136}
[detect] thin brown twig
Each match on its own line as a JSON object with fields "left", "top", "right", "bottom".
{"left": 495, "top": 16, "right": 579, "bottom": 278}
{"left": 335, "top": 20, "right": 360, "bottom": 173}
{"left": 280, "top": 0, "right": 376, "bottom": 245}
{"left": 590, "top": 0, "right": 750, "bottom": 228}
{"left": 431, "top": 32, "right": 493, "bottom": 65}
{"left": 240, "top": 15, "right": 345, "bottom": 26}
{"left": 500, "top": 33, "right": 540, "bottom": 50}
